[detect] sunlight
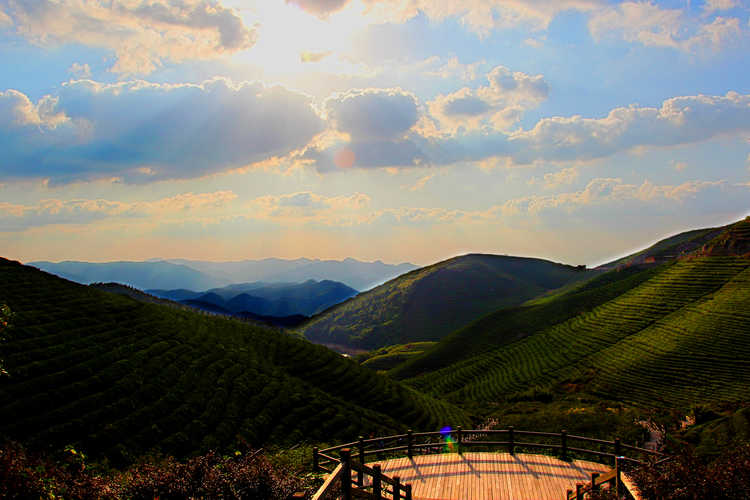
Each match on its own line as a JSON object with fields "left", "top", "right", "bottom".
{"left": 230, "top": 0, "right": 372, "bottom": 77}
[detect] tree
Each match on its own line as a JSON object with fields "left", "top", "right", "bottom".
{"left": 1, "top": 304, "right": 11, "bottom": 376}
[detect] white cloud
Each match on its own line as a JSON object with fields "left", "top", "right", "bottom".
{"left": 509, "top": 92, "right": 750, "bottom": 164}
{"left": 498, "top": 178, "right": 741, "bottom": 216}
{"left": 542, "top": 167, "right": 579, "bottom": 188}
{"left": 0, "top": 78, "right": 325, "bottom": 183}
{"left": 249, "top": 191, "right": 372, "bottom": 225}
{"left": 68, "top": 62, "right": 91, "bottom": 79}
{"left": 428, "top": 65, "right": 549, "bottom": 133}
{"left": 0, "top": 0, "right": 255, "bottom": 74}
{"left": 0, "top": 191, "right": 237, "bottom": 231}
{"left": 703, "top": 0, "right": 739, "bottom": 13}
{"left": 589, "top": 2, "right": 742, "bottom": 52}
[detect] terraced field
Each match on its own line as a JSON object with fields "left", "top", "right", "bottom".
{"left": 408, "top": 257, "right": 750, "bottom": 408}
{"left": 0, "top": 258, "right": 468, "bottom": 464}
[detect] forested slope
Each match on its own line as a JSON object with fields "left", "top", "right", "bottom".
{"left": 0, "top": 258, "right": 467, "bottom": 465}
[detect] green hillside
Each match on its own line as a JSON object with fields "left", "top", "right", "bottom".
{"left": 0, "top": 258, "right": 468, "bottom": 465}
{"left": 300, "top": 254, "right": 590, "bottom": 350}
{"left": 406, "top": 255, "right": 750, "bottom": 409}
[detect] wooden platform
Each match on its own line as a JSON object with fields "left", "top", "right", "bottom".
{"left": 366, "top": 452, "right": 611, "bottom": 500}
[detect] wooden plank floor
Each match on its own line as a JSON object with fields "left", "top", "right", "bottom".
{"left": 366, "top": 452, "right": 611, "bottom": 500}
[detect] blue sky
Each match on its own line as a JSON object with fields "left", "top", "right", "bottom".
{"left": 0, "top": 0, "right": 749, "bottom": 266}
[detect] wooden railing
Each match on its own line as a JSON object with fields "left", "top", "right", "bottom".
{"left": 312, "top": 448, "right": 412, "bottom": 500}
{"left": 312, "top": 427, "right": 668, "bottom": 500}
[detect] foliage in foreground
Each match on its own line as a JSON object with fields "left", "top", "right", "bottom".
{"left": 631, "top": 444, "right": 750, "bottom": 500}
{"left": 0, "top": 441, "right": 312, "bottom": 500}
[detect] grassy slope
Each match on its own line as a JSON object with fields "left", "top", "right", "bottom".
{"left": 300, "top": 254, "right": 590, "bottom": 350}
{"left": 391, "top": 265, "right": 660, "bottom": 379}
{"left": 406, "top": 256, "right": 750, "bottom": 409}
{"left": 357, "top": 342, "right": 437, "bottom": 372}
{"left": 0, "top": 259, "right": 468, "bottom": 464}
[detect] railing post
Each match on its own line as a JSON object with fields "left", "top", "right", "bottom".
{"left": 560, "top": 430, "right": 568, "bottom": 461}
{"left": 575, "top": 483, "right": 583, "bottom": 500}
{"left": 372, "top": 464, "right": 382, "bottom": 497}
{"left": 313, "top": 446, "right": 319, "bottom": 472}
{"left": 615, "top": 456, "right": 621, "bottom": 496}
{"left": 340, "top": 448, "right": 352, "bottom": 500}
{"left": 358, "top": 436, "right": 365, "bottom": 487}
{"left": 614, "top": 437, "right": 621, "bottom": 457}
{"left": 407, "top": 429, "right": 413, "bottom": 459}
{"left": 372, "top": 464, "right": 383, "bottom": 498}
{"left": 394, "top": 476, "right": 401, "bottom": 500}
{"left": 405, "top": 483, "right": 412, "bottom": 500}
{"left": 457, "top": 426, "right": 463, "bottom": 455}
{"left": 508, "top": 426, "right": 515, "bottom": 456}
{"left": 591, "top": 472, "right": 599, "bottom": 491}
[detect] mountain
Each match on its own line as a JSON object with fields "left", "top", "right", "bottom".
{"left": 0, "top": 258, "right": 467, "bottom": 465}
{"left": 166, "top": 257, "right": 417, "bottom": 291}
{"left": 27, "top": 260, "right": 223, "bottom": 291}
{"left": 150, "top": 279, "right": 359, "bottom": 317}
{"left": 396, "top": 218, "right": 750, "bottom": 410}
{"left": 299, "top": 254, "right": 592, "bottom": 350}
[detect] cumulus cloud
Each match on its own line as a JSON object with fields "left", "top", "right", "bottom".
{"left": 498, "top": 178, "right": 745, "bottom": 216}
{"left": 0, "top": 0, "right": 255, "bottom": 74}
{"left": 358, "top": 0, "right": 604, "bottom": 35}
{"left": 428, "top": 65, "right": 548, "bottom": 133}
{"left": 588, "top": 2, "right": 742, "bottom": 52}
{"left": 302, "top": 88, "right": 426, "bottom": 170}
{"left": 509, "top": 92, "right": 750, "bottom": 163}
{"left": 68, "top": 62, "right": 91, "bottom": 79}
{"left": 703, "top": 0, "right": 739, "bottom": 13}
{"left": 0, "top": 191, "right": 237, "bottom": 231}
{"left": 0, "top": 78, "right": 325, "bottom": 183}
{"left": 325, "top": 88, "right": 419, "bottom": 140}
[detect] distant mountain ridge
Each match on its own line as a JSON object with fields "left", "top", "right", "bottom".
{"left": 150, "top": 279, "right": 359, "bottom": 317}
{"left": 300, "top": 254, "right": 592, "bottom": 350}
{"left": 30, "top": 257, "right": 416, "bottom": 292}
{"left": 165, "top": 257, "right": 417, "bottom": 291}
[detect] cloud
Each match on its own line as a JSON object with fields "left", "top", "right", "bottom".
{"left": 249, "top": 191, "right": 371, "bottom": 225}
{"left": 287, "top": 0, "right": 350, "bottom": 18}
{"left": 498, "top": 178, "right": 745, "bottom": 216}
{"left": 542, "top": 167, "right": 579, "bottom": 188}
{"left": 301, "top": 50, "right": 333, "bottom": 63}
{"left": 0, "top": 78, "right": 325, "bottom": 183}
{"left": 364, "top": 0, "right": 604, "bottom": 35}
{"left": 68, "top": 62, "right": 91, "bottom": 79}
{"left": 703, "top": 0, "right": 739, "bottom": 13}
{"left": 325, "top": 88, "right": 419, "bottom": 140}
{"left": 0, "top": 191, "right": 237, "bottom": 231}
{"left": 509, "top": 92, "right": 750, "bottom": 163}
{"left": 428, "top": 65, "right": 549, "bottom": 133}
{"left": 0, "top": 0, "right": 255, "bottom": 74}
{"left": 588, "top": 2, "right": 742, "bottom": 52}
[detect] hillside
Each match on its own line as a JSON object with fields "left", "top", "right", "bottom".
{"left": 300, "top": 254, "right": 591, "bottom": 350}
{"left": 405, "top": 250, "right": 750, "bottom": 409}
{"left": 150, "top": 279, "right": 358, "bottom": 317}
{"left": 0, "top": 258, "right": 468, "bottom": 465}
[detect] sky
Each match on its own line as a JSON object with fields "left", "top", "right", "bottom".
{"left": 0, "top": 0, "right": 749, "bottom": 267}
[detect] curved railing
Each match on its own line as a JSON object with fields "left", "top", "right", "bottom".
{"left": 312, "top": 426, "right": 668, "bottom": 500}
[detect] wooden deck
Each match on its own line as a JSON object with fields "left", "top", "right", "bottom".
{"left": 366, "top": 452, "right": 611, "bottom": 500}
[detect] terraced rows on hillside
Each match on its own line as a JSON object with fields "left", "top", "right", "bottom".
{"left": 0, "top": 259, "right": 467, "bottom": 464}
{"left": 408, "top": 257, "right": 750, "bottom": 408}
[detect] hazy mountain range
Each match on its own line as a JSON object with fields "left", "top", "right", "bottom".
{"left": 149, "top": 280, "right": 359, "bottom": 317}
{"left": 29, "top": 257, "right": 417, "bottom": 292}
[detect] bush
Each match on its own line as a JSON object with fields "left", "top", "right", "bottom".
{"left": 632, "top": 443, "right": 750, "bottom": 499}
{"left": 0, "top": 441, "right": 312, "bottom": 499}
